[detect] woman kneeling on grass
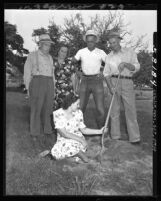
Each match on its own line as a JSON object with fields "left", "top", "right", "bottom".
{"left": 41, "top": 93, "right": 105, "bottom": 163}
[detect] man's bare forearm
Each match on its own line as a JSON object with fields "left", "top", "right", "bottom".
{"left": 124, "top": 63, "right": 135, "bottom": 71}
{"left": 105, "top": 76, "right": 113, "bottom": 89}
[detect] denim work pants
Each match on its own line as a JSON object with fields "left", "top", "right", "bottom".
{"left": 110, "top": 77, "right": 140, "bottom": 142}
{"left": 79, "top": 75, "right": 105, "bottom": 128}
{"left": 29, "top": 75, "right": 55, "bottom": 136}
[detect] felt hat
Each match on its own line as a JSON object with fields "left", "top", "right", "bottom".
{"left": 38, "top": 34, "right": 54, "bottom": 44}
{"left": 107, "top": 31, "right": 123, "bottom": 40}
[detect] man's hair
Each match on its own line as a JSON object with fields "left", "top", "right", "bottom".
{"left": 61, "top": 93, "right": 79, "bottom": 110}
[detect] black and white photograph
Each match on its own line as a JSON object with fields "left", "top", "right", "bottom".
{"left": 4, "top": 4, "right": 157, "bottom": 196}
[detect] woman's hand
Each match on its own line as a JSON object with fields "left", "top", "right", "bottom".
{"left": 100, "top": 126, "right": 108, "bottom": 135}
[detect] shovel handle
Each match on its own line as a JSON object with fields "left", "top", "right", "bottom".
{"left": 100, "top": 72, "right": 121, "bottom": 162}
{"left": 104, "top": 72, "right": 121, "bottom": 128}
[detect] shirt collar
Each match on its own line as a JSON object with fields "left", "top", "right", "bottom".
{"left": 38, "top": 49, "right": 50, "bottom": 57}
{"left": 86, "top": 47, "right": 97, "bottom": 52}
{"left": 111, "top": 46, "right": 125, "bottom": 55}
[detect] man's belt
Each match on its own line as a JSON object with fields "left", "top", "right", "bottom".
{"left": 112, "top": 75, "right": 132, "bottom": 79}
{"left": 82, "top": 74, "right": 100, "bottom": 77}
{"left": 33, "top": 75, "right": 53, "bottom": 79}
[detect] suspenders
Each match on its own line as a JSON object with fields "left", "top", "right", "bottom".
{"left": 33, "top": 50, "right": 54, "bottom": 76}
{"left": 35, "top": 51, "right": 40, "bottom": 74}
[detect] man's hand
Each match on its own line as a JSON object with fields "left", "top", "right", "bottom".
{"left": 71, "top": 57, "right": 78, "bottom": 65}
{"left": 105, "top": 76, "right": 115, "bottom": 95}
{"left": 76, "top": 71, "right": 83, "bottom": 79}
{"left": 118, "top": 62, "right": 127, "bottom": 72}
{"left": 109, "top": 86, "right": 114, "bottom": 95}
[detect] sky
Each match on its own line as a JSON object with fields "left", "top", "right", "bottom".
{"left": 4, "top": 10, "right": 157, "bottom": 52}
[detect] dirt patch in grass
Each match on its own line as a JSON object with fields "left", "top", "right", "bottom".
{"left": 6, "top": 90, "right": 153, "bottom": 195}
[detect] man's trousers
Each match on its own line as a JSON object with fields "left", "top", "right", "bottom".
{"left": 79, "top": 75, "right": 105, "bottom": 129}
{"left": 110, "top": 77, "right": 140, "bottom": 142}
{"left": 29, "top": 75, "right": 54, "bottom": 136}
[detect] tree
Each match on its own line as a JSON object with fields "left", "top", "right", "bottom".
{"left": 32, "top": 20, "right": 62, "bottom": 57}
{"left": 133, "top": 50, "right": 153, "bottom": 88}
{"left": 31, "top": 11, "right": 147, "bottom": 57}
{"left": 62, "top": 11, "right": 147, "bottom": 56}
{"left": 5, "top": 21, "right": 29, "bottom": 74}
{"left": 62, "top": 13, "right": 87, "bottom": 56}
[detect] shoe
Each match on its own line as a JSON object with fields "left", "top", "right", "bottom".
{"left": 39, "top": 150, "right": 50, "bottom": 157}
{"left": 130, "top": 141, "right": 141, "bottom": 145}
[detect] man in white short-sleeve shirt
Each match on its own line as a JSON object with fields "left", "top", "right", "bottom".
{"left": 72, "top": 30, "right": 107, "bottom": 129}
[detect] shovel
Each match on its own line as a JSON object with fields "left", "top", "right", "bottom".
{"left": 99, "top": 72, "right": 121, "bottom": 164}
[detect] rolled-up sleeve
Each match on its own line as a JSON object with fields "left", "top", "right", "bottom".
{"left": 130, "top": 49, "right": 140, "bottom": 73}
{"left": 74, "top": 50, "right": 81, "bottom": 61}
{"left": 101, "top": 50, "right": 107, "bottom": 62}
{"left": 23, "top": 53, "right": 32, "bottom": 90}
{"left": 103, "top": 55, "right": 111, "bottom": 77}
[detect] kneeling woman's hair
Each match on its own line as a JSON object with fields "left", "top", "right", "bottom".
{"left": 61, "top": 93, "right": 79, "bottom": 110}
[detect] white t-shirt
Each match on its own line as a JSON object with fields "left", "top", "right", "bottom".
{"left": 75, "top": 47, "right": 107, "bottom": 75}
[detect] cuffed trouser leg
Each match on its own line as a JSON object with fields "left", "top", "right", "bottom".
{"left": 121, "top": 79, "right": 140, "bottom": 142}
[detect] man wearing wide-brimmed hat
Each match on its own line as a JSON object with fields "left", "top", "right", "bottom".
{"left": 103, "top": 31, "right": 141, "bottom": 144}
{"left": 72, "top": 30, "right": 107, "bottom": 129}
{"left": 24, "top": 34, "right": 56, "bottom": 149}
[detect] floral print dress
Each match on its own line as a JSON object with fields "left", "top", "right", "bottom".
{"left": 54, "top": 58, "right": 76, "bottom": 110}
{"left": 51, "top": 108, "right": 87, "bottom": 160}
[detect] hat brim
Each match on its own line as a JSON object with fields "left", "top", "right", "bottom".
{"left": 107, "top": 35, "right": 123, "bottom": 41}
{"left": 83, "top": 34, "right": 99, "bottom": 43}
{"left": 38, "top": 40, "right": 54, "bottom": 44}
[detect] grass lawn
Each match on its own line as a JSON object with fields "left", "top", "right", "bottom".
{"left": 5, "top": 88, "right": 153, "bottom": 195}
